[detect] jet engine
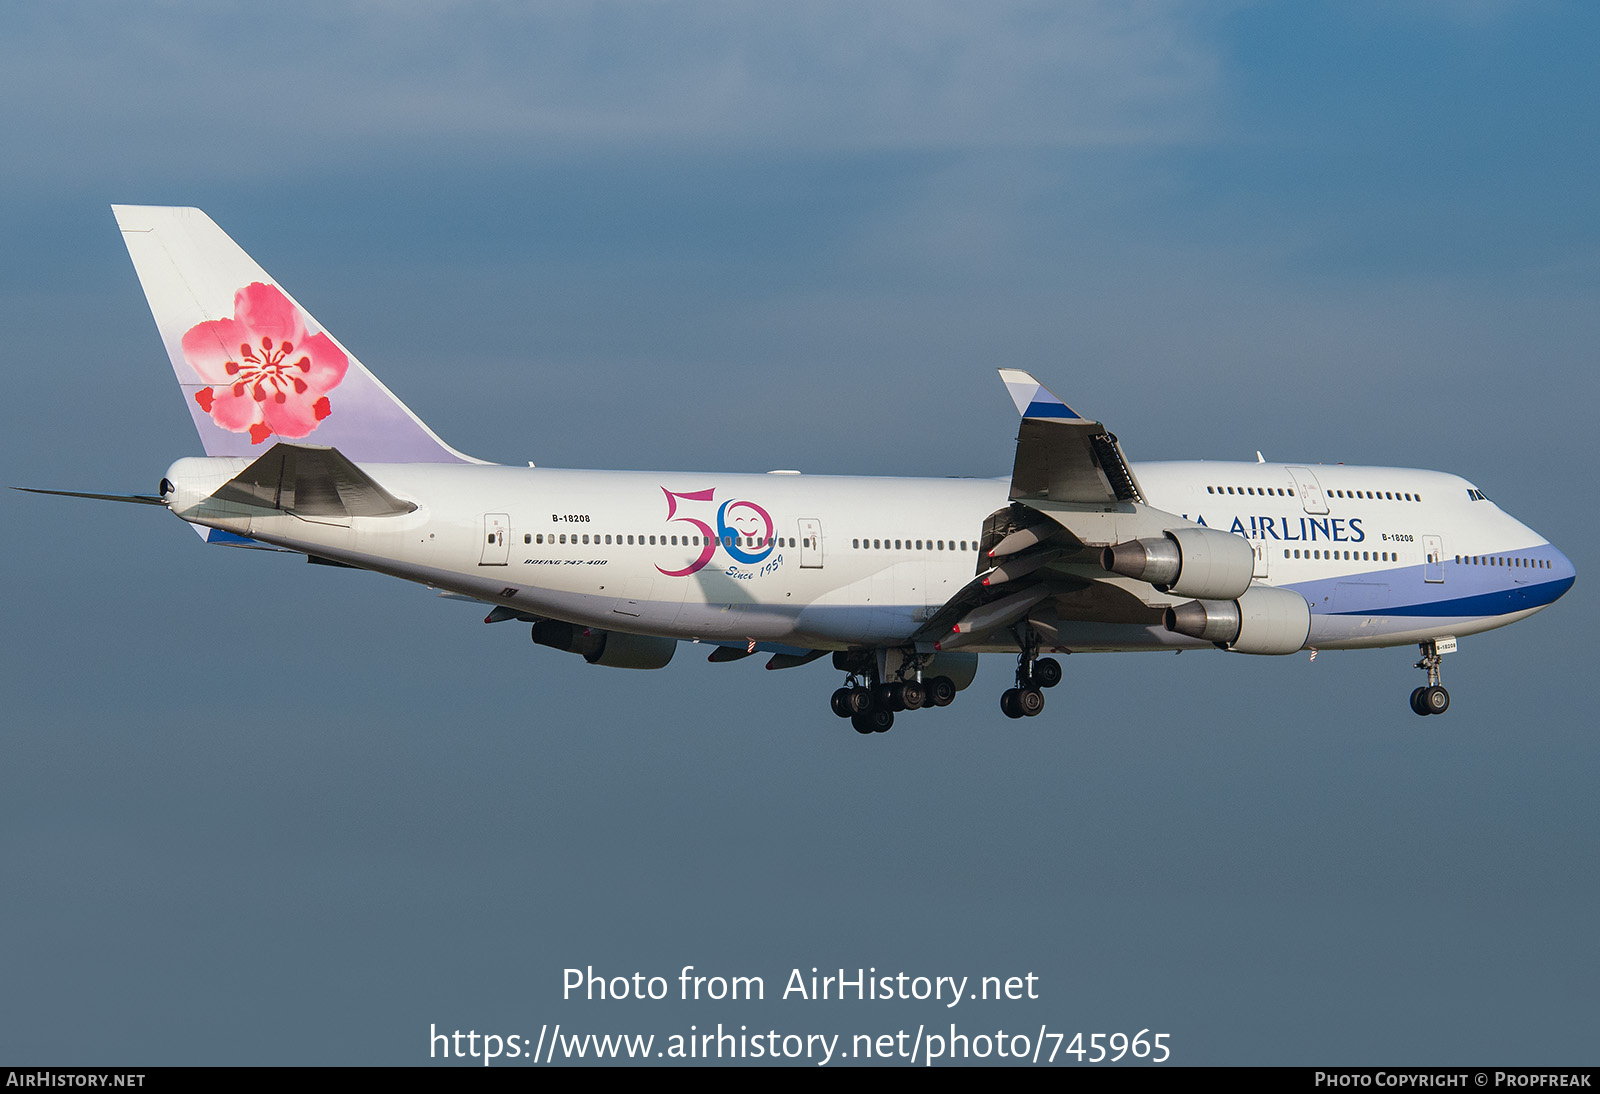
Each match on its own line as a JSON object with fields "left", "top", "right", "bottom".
{"left": 1163, "top": 584, "right": 1311, "bottom": 655}
{"left": 531, "top": 621, "right": 677, "bottom": 669}
{"left": 1101, "top": 527, "right": 1255, "bottom": 600}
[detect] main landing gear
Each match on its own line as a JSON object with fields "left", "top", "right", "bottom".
{"left": 1409, "top": 639, "right": 1451, "bottom": 716}
{"left": 1000, "top": 634, "right": 1062, "bottom": 720}
{"left": 829, "top": 653, "right": 957, "bottom": 734}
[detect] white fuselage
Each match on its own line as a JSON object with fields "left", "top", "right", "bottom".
{"left": 164, "top": 457, "right": 1575, "bottom": 655}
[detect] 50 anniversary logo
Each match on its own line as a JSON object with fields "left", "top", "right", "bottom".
{"left": 656, "top": 488, "right": 777, "bottom": 578}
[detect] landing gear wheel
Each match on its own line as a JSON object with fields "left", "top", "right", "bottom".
{"left": 831, "top": 688, "right": 855, "bottom": 718}
{"left": 1033, "top": 658, "right": 1062, "bottom": 689}
{"left": 1018, "top": 687, "right": 1045, "bottom": 717}
{"left": 875, "top": 683, "right": 906, "bottom": 712}
{"left": 928, "top": 676, "right": 957, "bottom": 707}
{"left": 862, "top": 708, "right": 894, "bottom": 733}
{"left": 846, "top": 688, "right": 874, "bottom": 716}
{"left": 1411, "top": 639, "right": 1452, "bottom": 717}
{"left": 851, "top": 712, "right": 876, "bottom": 735}
{"left": 901, "top": 680, "right": 927, "bottom": 710}
{"left": 1000, "top": 688, "right": 1025, "bottom": 719}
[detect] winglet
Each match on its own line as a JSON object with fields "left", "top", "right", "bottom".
{"left": 997, "top": 369, "right": 1082, "bottom": 420}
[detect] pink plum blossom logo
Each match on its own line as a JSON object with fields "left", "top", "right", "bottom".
{"left": 181, "top": 283, "right": 348, "bottom": 445}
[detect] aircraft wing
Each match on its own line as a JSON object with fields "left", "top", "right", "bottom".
{"left": 911, "top": 541, "right": 1168, "bottom": 650}
{"left": 999, "top": 369, "right": 1144, "bottom": 507}
{"left": 911, "top": 372, "right": 1214, "bottom": 650}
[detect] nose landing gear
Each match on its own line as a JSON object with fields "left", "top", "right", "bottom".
{"left": 1409, "top": 638, "right": 1451, "bottom": 716}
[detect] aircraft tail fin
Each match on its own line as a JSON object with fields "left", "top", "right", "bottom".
{"left": 112, "top": 205, "right": 478, "bottom": 464}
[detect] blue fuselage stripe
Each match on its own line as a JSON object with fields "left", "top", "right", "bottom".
{"left": 1322, "top": 576, "right": 1574, "bottom": 617}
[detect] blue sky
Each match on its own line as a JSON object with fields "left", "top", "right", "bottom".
{"left": 2, "top": 1, "right": 1595, "bottom": 1065}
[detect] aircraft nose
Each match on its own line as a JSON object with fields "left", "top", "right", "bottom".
{"left": 1537, "top": 540, "right": 1576, "bottom": 609}
{"left": 1548, "top": 542, "right": 1576, "bottom": 587}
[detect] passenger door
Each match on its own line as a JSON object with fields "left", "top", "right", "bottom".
{"left": 798, "top": 518, "right": 823, "bottom": 569}
{"left": 1423, "top": 535, "right": 1444, "bottom": 583}
{"left": 480, "top": 513, "right": 510, "bottom": 565}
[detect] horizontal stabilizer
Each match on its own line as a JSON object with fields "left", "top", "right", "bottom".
{"left": 211, "top": 443, "right": 416, "bottom": 518}
{"left": 13, "top": 487, "right": 166, "bottom": 506}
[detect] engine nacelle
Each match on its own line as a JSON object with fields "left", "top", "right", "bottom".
{"left": 923, "top": 651, "right": 979, "bottom": 691}
{"left": 531, "top": 621, "right": 677, "bottom": 669}
{"left": 1163, "top": 584, "right": 1311, "bottom": 655}
{"left": 1102, "top": 527, "right": 1255, "bottom": 600}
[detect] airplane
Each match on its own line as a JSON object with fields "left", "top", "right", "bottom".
{"left": 19, "top": 206, "right": 1576, "bottom": 733}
